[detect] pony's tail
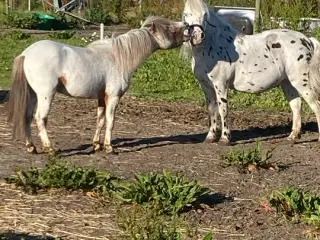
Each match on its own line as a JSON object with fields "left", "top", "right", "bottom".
{"left": 309, "top": 37, "right": 320, "bottom": 98}
{"left": 5, "top": 56, "right": 32, "bottom": 139}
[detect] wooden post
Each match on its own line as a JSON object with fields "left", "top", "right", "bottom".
{"left": 254, "top": 0, "right": 261, "bottom": 34}
{"left": 100, "top": 23, "right": 104, "bottom": 40}
{"left": 5, "top": 0, "right": 9, "bottom": 14}
{"left": 28, "top": 0, "right": 31, "bottom": 11}
{"left": 9, "top": 0, "right": 14, "bottom": 11}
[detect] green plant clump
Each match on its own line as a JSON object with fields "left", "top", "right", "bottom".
{"left": 222, "top": 140, "right": 274, "bottom": 172}
{"left": 6, "top": 157, "right": 120, "bottom": 195}
{"left": 118, "top": 205, "right": 213, "bottom": 240}
{"left": 116, "top": 170, "right": 208, "bottom": 215}
{"left": 268, "top": 187, "right": 320, "bottom": 226}
{"left": 49, "top": 30, "right": 76, "bottom": 39}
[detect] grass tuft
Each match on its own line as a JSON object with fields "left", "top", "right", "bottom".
{"left": 6, "top": 157, "right": 120, "bottom": 195}
{"left": 268, "top": 187, "right": 320, "bottom": 227}
{"left": 116, "top": 169, "right": 209, "bottom": 215}
{"left": 221, "top": 140, "right": 280, "bottom": 173}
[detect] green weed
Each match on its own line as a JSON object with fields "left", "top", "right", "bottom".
{"left": 268, "top": 187, "right": 320, "bottom": 227}
{"left": 117, "top": 205, "right": 213, "bottom": 240}
{"left": 222, "top": 140, "right": 276, "bottom": 172}
{"left": 49, "top": 30, "right": 76, "bottom": 39}
{"left": 112, "top": 170, "right": 208, "bottom": 215}
{"left": 6, "top": 157, "right": 120, "bottom": 195}
{"left": 1, "top": 30, "right": 31, "bottom": 40}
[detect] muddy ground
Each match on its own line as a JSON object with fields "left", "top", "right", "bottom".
{"left": 0, "top": 91, "right": 319, "bottom": 240}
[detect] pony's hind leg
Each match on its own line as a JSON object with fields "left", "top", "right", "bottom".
{"left": 103, "top": 95, "right": 120, "bottom": 153}
{"left": 25, "top": 89, "right": 37, "bottom": 153}
{"left": 35, "top": 93, "right": 55, "bottom": 154}
{"left": 280, "top": 80, "right": 302, "bottom": 141}
{"left": 92, "top": 97, "right": 106, "bottom": 151}
{"left": 289, "top": 79, "right": 320, "bottom": 141}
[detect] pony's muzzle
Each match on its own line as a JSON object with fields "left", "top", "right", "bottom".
{"left": 188, "top": 24, "right": 205, "bottom": 46}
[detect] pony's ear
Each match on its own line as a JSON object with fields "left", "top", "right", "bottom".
{"left": 148, "top": 22, "right": 156, "bottom": 33}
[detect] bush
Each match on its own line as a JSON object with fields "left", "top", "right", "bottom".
{"left": 6, "top": 11, "right": 41, "bottom": 29}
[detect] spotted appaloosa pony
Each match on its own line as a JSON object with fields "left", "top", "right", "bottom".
{"left": 182, "top": 0, "right": 320, "bottom": 144}
{"left": 5, "top": 16, "right": 190, "bottom": 155}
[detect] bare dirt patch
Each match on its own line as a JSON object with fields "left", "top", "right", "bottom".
{"left": 0, "top": 94, "right": 319, "bottom": 239}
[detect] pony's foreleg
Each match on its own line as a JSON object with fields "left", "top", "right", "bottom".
{"left": 214, "top": 81, "right": 231, "bottom": 144}
{"left": 103, "top": 95, "right": 120, "bottom": 153}
{"left": 280, "top": 80, "right": 302, "bottom": 141}
{"left": 201, "top": 84, "right": 218, "bottom": 142}
{"left": 93, "top": 98, "right": 106, "bottom": 151}
{"left": 25, "top": 90, "right": 37, "bottom": 153}
{"left": 35, "top": 94, "right": 55, "bottom": 155}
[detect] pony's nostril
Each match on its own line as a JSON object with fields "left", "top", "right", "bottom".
{"left": 201, "top": 33, "right": 205, "bottom": 39}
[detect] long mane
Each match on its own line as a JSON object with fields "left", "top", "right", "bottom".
{"left": 89, "top": 16, "right": 176, "bottom": 73}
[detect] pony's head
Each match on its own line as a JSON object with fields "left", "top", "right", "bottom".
{"left": 183, "top": 0, "right": 209, "bottom": 45}
{"left": 142, "top": 16, "right": 190, "bottom": 49}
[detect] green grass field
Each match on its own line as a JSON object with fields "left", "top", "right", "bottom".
{"left": 0, "top": 32, "right": 311, "bottom": 112}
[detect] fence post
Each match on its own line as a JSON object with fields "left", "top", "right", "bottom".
{"left": 5, "top": 0, "right": 9, "bottom": 14}
{"left": 254, "top": 0, "right": 261, "bottom": 34}
{"left": 100, "top": 23, "right": 104, "bottom": 40}
{"left": 28, "top": 0, "right": 31, "bottom": 11}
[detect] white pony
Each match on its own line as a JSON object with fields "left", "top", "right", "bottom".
{"left": 5, "top": 16, "right": 190, "bottom": 155}
{"left": 182, "top": 0, "right": 320, "bottom": 144}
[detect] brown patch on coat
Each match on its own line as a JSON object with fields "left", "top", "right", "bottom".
{"left": 58, "top": 74, "right": 68, "bottom": 85}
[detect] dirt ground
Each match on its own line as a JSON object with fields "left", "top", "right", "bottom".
{"left": 0, "top": 91, "right": 319, "bottom": 240}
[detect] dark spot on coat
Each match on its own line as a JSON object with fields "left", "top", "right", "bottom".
{"left": 303, "top": 84, "right": 308, "bottom": 87}
{"left": 306, "top": 57, "right": 311, "bottom": 61}
{"left": 266, "top": 44, "right": 270, "bottom": 51}
{"left": 300, "top": 38, "right": 313, "bottom": 51}
{"left": 297, "top": 55, "right": 304, "bottom": 61}
{"left": 264, "top": 55, "right": 269, "bottom": 58}
{"left": 291, "top": 40, "right": 296, "bottom": 44}
{"left": 272, "top": 42, "right": 281, "bottom": 48}
{"left": 303, "top": 73, "right": 308, "bottom": 76}
{"left": 254, "top": 64, "right": 258, "bottom": 66}
{"left": 248, "top": 82, "right": 254, "bottom": 86}
{"left": 303, "top": 79, "right": 308, "bottom": 82}
{"left": 243, "top": 53, "right": 247, "bottom": 55}
{"left": 264, "top": 68, "right": 267, "bottom": 70}
{"left": 221, "top": 98, "right": 227, "bottom": 103}
{"left": 225, "top": 51, "right": 232, "bottom": 65}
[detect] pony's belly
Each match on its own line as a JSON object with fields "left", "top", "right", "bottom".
{"left": 57, "top": 81, "right": 104, "bottom": 99}
{"left": 231, "top": 78, "right": 280, "bottom": 93}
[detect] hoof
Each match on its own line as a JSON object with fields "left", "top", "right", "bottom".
{"left": 104, "top": 145, "right": 114, "bottom": 154}
{"left": 93, "top": 142, "right": 102, "bottom": 152}
{"left": 26, "top": 144, "right": 37, "bottom": 154}
{"left": 43, "top": 147, "right": 56, "bottom": 156}
{"left": 287, "top": 132, "right": 301, "bottom": 141}
{"left": 204, "top": 137, "right": 218, "bottom": 143}
{"left": 218, "top": 139, "right": 231, "bottom": 146}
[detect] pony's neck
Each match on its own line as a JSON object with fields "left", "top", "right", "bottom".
{"left": 112, "top": 29, "right": 159, "bottom": 76}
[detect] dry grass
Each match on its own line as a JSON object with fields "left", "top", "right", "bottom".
{"left": 0, "top": 181, "right": 123, "bottom": 240}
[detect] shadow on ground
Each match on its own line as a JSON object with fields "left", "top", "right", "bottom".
{"left": 0, "top": 90, "right": 8, "bottom": 104}
{"left": 58, "top": 121, "right": 318, "bottom": 156}
{"left": 0, "top": 232, "right": 56, "bottom": 240}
